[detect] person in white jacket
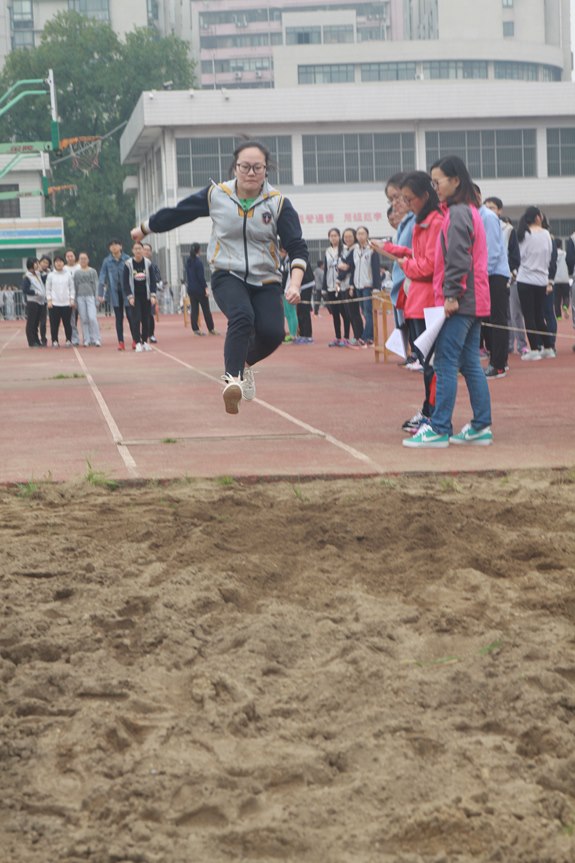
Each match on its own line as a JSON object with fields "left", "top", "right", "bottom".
{"left": 46, "top": 255, "right": 75, "bottom": 347}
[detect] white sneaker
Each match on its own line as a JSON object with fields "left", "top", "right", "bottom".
{"left": 221, "top": 373, "right": 242, "bottom": 414}
{"left": 142, "top": 342, "right": 152, "bottom": 352}
{"left": 135, "top": 343, "right": 143, "bottom": 352}
{"left": 520, "top": 349, "right": 542, "bottom": 361}
{"left": 242, "top": 367, "right": 256, "bottom": 401}
{"left": 540, "top": 347, "right": 556, "bottom": 358}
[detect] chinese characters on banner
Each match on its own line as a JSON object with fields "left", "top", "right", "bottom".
{"left": 298, "top": 212, "right": 384, "bottom": 225}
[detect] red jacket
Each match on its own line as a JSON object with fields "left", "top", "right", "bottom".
{"left": 433, "top": 203, "right": 490, "bottom": 317}
{"left": 383, "top": 209, "right": 443, "bottom": 319}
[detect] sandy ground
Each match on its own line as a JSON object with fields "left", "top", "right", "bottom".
{"left": 1, "top": 469, "right": 575, "bottom": 863}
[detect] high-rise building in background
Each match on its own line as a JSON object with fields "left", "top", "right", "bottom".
{"left": 1, "top": 1, "right": 571, "bottom": 86}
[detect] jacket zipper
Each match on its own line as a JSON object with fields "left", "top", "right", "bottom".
{"left": 242, "top": 209, "right": 249, "bottom": 282}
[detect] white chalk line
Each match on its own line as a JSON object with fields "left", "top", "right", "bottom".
{"left": 152, "top": 345, "right": 385, "bottom": 474}
{"left": 0, "top": 328, "right": 22, "bottom": 356}
{"left": 73, "top": 348, "right": 139, "bottom": 478}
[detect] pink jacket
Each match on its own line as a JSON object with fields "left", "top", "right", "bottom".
{"left": 383, "top": 209, "right": 444, "bottom": 319}
{"left": 433, "top": 203, "right": 490, "bottom": 317}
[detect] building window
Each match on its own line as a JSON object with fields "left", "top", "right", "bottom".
{"left": 323, "top": 25, "right": 354, "bottom": 44}
{"left": 0, "top": 186, "right": 20, "bottom": 218}
{"left": 286, "top": 27, "right": 321, "bottom": 45}
{"left": 361, "top": 62, "right": 416, "bottom": 81}
{"left": 67, "top": 0, "right": 110, "bottom": 22}
{"left": 176, "top": 136, "right": 292, "bottom": 189}
{"left": 422, "top": 60, "right": 488, "bottom": 80}
{"left": 426, "top": 129, "right": 536, "bottom": 178}
{"left": 12, "top": 29, "right": 34, "bottom": 49}
{"left": 494, "top": 61, "right": 538, "bottom": 80}
{"left": 502, "top": 21, "right": 514, "bottom": 37}
{"left": 298, "top": 65, "right": 355, "bottom": 85}
{"left": 302, "top": 133, "right": 415, "bottom": 184}
{"left": 11, "top": 1, "right": 33, "bottom": 25}
{"left": 502, "top": 0, "right": 513, "bottom": 7}
{"left": 548, "top": 129, "right": 575, "bottom": 176}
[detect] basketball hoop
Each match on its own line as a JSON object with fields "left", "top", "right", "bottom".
{"left": 48, "top": 183, "right": 78, "bottom": 209}
{"left": 60, "top": 136, "right": 102, "bottom": 175}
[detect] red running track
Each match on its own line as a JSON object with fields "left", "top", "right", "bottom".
{"left": 1, "top": 311, "right": 574, "bottom": 483}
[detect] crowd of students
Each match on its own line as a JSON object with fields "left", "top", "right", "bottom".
{"left": 19, "top": 240, "right": 163, "bottom": 353}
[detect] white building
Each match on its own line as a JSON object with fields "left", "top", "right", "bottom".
{"left": 191, "top": 0, "right": 572, "bottom": 90}
{"left": 120, "top": 80, "right": 575, "bottom": 287}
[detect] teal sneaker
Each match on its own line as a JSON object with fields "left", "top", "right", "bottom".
{"left": 449, "top": 423, "right": 493, "bottom": 446}
{"left": 403, "top": 423, "right": 449, "bottom": 448}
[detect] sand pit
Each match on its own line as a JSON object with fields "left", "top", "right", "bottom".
{"left": 1, "top": 469, "right": 575, "bottom": 863}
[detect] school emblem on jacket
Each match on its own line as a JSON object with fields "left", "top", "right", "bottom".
{"left": 262, "top": 212, "right": 272, "bottom": 224}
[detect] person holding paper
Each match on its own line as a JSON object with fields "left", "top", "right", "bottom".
{"left": 404, "top": 155, "right": 492, "bottom": 448}
{"left": 372, "top": 171, "right": 443, "bottom": 433}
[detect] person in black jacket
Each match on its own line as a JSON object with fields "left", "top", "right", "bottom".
{"left": 186, "top": 243, "right": 216, "bottom": 336}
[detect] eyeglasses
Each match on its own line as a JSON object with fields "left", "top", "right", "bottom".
{"left": 236, "top": 162, "right": 266, "bottom": 175}
{"left": 431, "top": 177, "right": 450, "bottom": 190}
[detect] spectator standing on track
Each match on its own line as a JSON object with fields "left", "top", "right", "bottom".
{"left": 483, "top": 197, "right": 525, "bottom": 357}
{"left": 46, "top": 254, "right": 75, "bottom": 347}
{"left": 323, "top": 228, "right": 349, "bottom": 347}
{"left": 340, "top": 227, "right": 364, "bottom": 347}
{"left": 516, "top": 207, "right": 555, "bottom": 361}
{"left": 74, "top": 253, "right": 101, "bottom": 347}
{"left": 123, "top": 242, "right": 157, "bottom": 352}
{"left": 374, "top": 170, "right": 444, "bottom": 432}
{"left": 553, "top": 239, "right": 570, "bottom": 320}
{"left": 22, "top": 257, "right": 46, "bottom": 348}
{"left": 142, "top": 242, "right": 162, "bottom": 343}
{"left": 352, "top": 226, "right": 381, "bottom": 346}
{"left": 404, "top": 155, "right": 492, "bottom": 449}
{"left": 99, "top": 239, "right": 131, "bottom": 351}
{"left": 185, "top": 242, "right": 217, "bottom": 337}
{"left": 476, "top": 186, "right": 511, "bottom": 379}
{"left": 64, "top": 250, "right": 81, "bottom": 346}
{"left": 38, "top": 255, "right": 51, "bottom": 346}
{"left": 385, "top": 172, "right": 416, "bottom": 363}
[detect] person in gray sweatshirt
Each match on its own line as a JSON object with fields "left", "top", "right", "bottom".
{"left": 74, "top": 252, "right": 102, "bottom": 346}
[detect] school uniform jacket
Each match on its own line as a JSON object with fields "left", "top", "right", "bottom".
{"left": 145, "top": 179, "right": 308, "bottom": 287}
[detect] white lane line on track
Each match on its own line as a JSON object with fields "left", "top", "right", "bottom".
{"left": 152, "top": 345, "right": 385, "bottom": 474}
{"left": 73, "top": 348, "right": 138, "bottom": 478}
{"left": 0, "top": 328, "right": 22, "bottom": 356}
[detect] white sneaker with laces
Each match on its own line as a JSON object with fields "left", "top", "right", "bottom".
{"left": 221, "top": 373, "right": 243, "bottom": 414}
{"left": 135, "top": 343, "right": 143, "bottom": 352}
{"left": 142, "top": 342, "right": 152, "bottom": 352}
{"left": 521, "top": 349, "right": 542, "bottom": 361}
{"left": 540, "top": 347, "right": 556, "bottom": 359}
{"left": 242, "top": 367, "right": 256, "bottom": 401}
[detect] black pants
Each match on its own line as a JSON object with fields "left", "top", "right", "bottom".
{"left": 482, "top": 274, "right": 510, "bottom": 370}
{"left": 25, "top": 302, "right": 43, "bottom": 346}
{"left": 327, "top": 292, "right": 350, "bottom": 340}
{"left": 517, "top": 282, "right": 553, "bottom": 350}
{"left": 149, "top": 307, "right": 156, "bottom": 337}
{"left": 39, "top": 304, "right": 47, "bottom": 344}
{"left": 131, "top": 291, "right": 151, "bottom": 343}
{"left": 189, "top": 292, "right": 215, "bottom": 333}
{"left": 347, "top": 290, "right": 364, "bottom": 340}
{"left": 296, "top": 286, "right": 313, "bottom": 338}
{"left": 554, "top": 283, "right": 570, "bottom": 317}
{"left": 211, "top": 271, "right": 284, "bottom": 377}
{"left": 49, "top": 306, "right": 72, "bottom": 343}
{"left": 113, "top": 303, "right": 133, "bottom": 344}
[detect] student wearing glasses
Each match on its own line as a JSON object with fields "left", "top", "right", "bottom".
{"left": 132, "top": 140, "right": 308, "bottom": 414}
{"left": 404, "top": 155, "right": 492, "bottom": 448}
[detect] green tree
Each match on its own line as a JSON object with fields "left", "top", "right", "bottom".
{"left": 0, "top": 11, "right": 194, "bottom": 263}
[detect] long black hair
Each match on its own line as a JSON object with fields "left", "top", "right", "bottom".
{"left": 189, "top": 243, "right": 201, "bottom": 258}
{"left": 401, "top": 171, "right": 441, "bottom": 224}
{"left": 327, "top": 227, "right": 343, "bottom": 255}
{"left": 430, "top": 155, "right": 477, "bottom": 207}
{"left": 517, "top": 206, "right": 542, "bottom": 243}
